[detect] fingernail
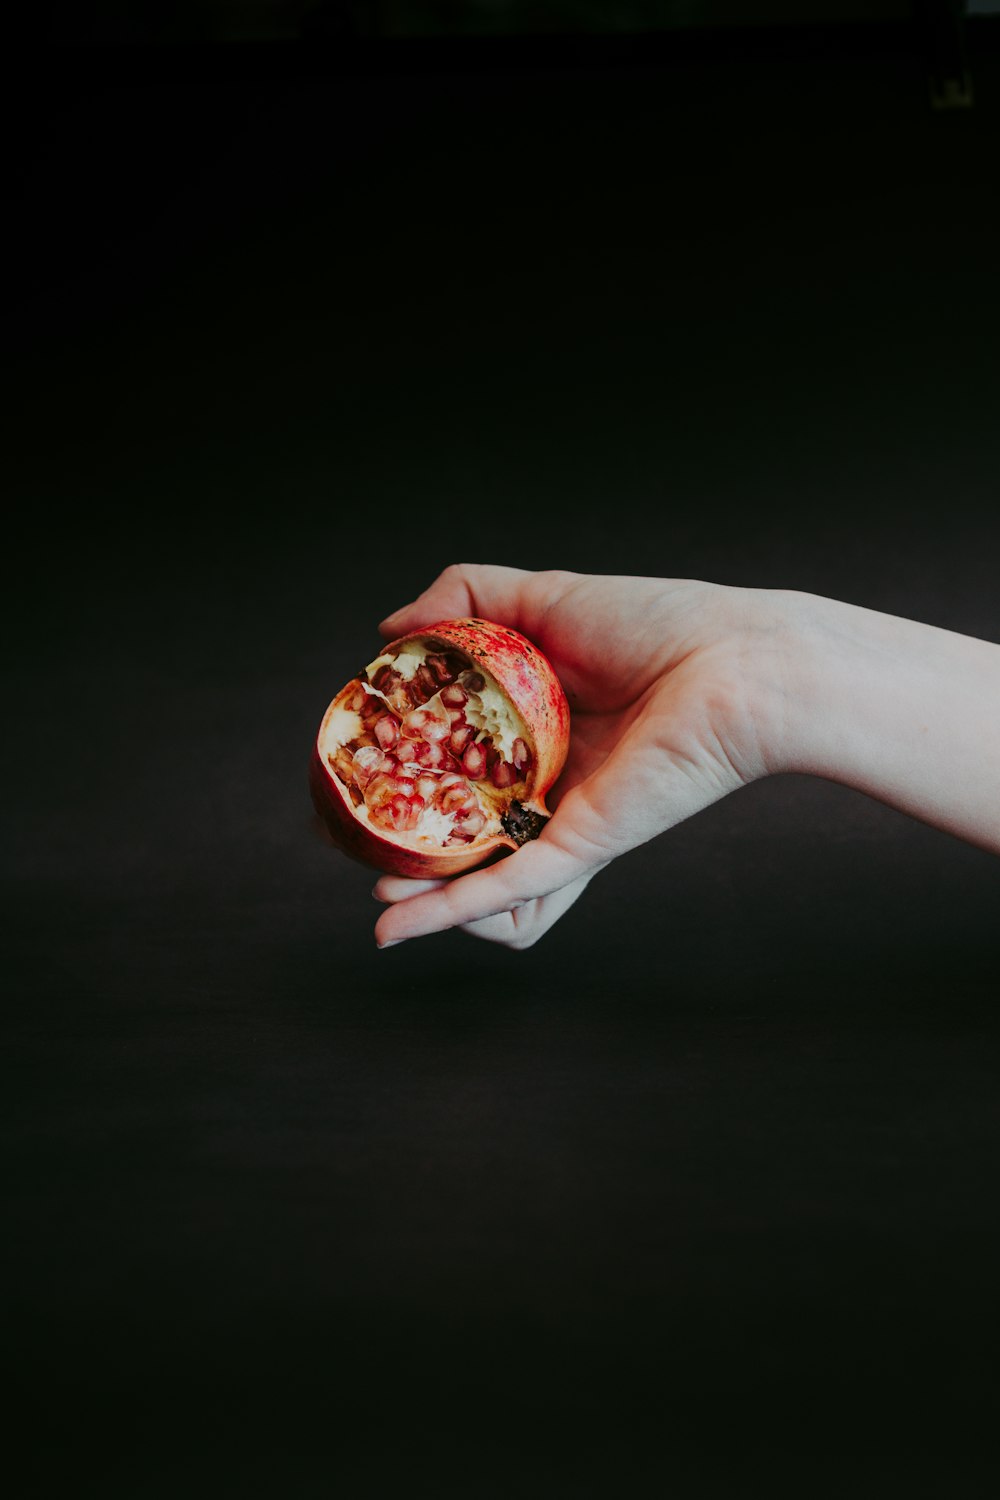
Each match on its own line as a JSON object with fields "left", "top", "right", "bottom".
{"left": 377, "top": 939, "right": 403, "bottom": 950}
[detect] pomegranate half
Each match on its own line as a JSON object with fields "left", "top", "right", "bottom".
{"left": 310, "top": 618, "right": 570, "bottom": 877}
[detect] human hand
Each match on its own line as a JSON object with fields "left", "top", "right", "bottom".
{"left": 372, "top": 564, "right": 775, "bottom": 950}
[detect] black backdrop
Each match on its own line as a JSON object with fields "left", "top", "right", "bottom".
{"left": 5, "top": 21, "right": 1000, "bottom": 1497}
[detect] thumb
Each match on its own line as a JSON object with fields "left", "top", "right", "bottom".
{"left": 378, "top": 562, "right": 534, "bottom": 639}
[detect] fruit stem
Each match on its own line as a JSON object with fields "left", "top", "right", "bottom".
{"left": 500, "top": 801, "right": 548, "bottom": 847}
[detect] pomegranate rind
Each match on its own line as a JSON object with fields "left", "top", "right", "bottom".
{"left": 310, "top": 618, "right": 570, "bottom": 878}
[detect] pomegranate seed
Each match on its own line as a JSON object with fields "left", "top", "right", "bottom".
{"left": 370, "top": 793, "right": 423, "bottom": 833}
{"left": 414, "top": 774, "right": 439, "bottom": 801}
{"left": 462, "top": 742, "right": 487, "bottom": 780}
{"left": 330, "top": 746, "right": 356, "bottom": 783}
{"left": 371, "top": 665, "right": 397, "bottom": 694}
{"left": 425, "top": 653, "right": 455, "bottom": 684}
{"left": 512, "top": 737, "right": 532, "bottom": 773}
{"left": 392, "top": 798, "right": 419, "bottom": 834}
{"left": 413, "top": 664, "right": 438, "bottom": 702}
{"left": 491, "top": 758, "right": 518, "bottom": 789}
{"left": 363, "top": 771, "right": 397, "bottom": 807}
{"left": 388, "top": 683, "right": 414, "bottom": 715}
{"left": 441, "top": 783, "right": 476, "bottom": 816}
{"left": 440, "top": 684, "right": 467, "bottom": 708}
{"left": 344, "top": 682, "right": 367, "bottom": 713}
{"left": 465, "top": 672, "right": 485, "bottom": 693}
{"left": 423, "top": 717, "right": 451, "bottom": 745}
{"left": 449, "top": 724, "right": 475, "bottom": 755}
{"left": 374, "top": 715, "right": 399, "bottom": 750}
{"left": 414, "top": 739, "right": 451, "bottom": 770}
{"left": 402, "top": 708, "right": 449, "bottom": 742}
{"left": 458, "top": 807, "right": 487, "bottom": 837}
{"left": 351, "top": 745, "right": 385, "bottom": 789}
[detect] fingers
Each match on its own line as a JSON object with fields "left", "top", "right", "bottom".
{"left": 372, "top": 875, "right": 450, "bottom": 903}
{"left": 373, "top": 869, "right": 597, "bottom": 950}
{"left": 378, "top": 562, "right": 538, "bottom": 640}
{"left": 373, "top": 835, "right": 597, "bottom": 948}
{"left": 460, "top": 871, "right": 597, "bottom": 948}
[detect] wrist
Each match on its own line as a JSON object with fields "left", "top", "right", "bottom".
{"left": 738, "top": 586, "right": 876, "bottom": 781}
{"left": 715, "top": 584, "right": 812, "bottom": 782}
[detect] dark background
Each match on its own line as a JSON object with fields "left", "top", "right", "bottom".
{"left": 5, "top": 4, "right": 1000, "bottom": 1494}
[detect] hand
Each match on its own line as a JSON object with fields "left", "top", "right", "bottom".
{"left": 372, "top": 564, "right": 773, "bottom": 950}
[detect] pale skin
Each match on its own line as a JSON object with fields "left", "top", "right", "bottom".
{"left": 370, "top": 564, "right": 1000, "bottom": 951}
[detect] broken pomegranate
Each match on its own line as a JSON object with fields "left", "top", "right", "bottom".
{"left": 310, "top": 618, "right": 571, "bottom": 877}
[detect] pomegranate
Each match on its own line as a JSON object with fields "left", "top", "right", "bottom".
{"left": 310, "top": 618, "right": 571, "bottom": 878}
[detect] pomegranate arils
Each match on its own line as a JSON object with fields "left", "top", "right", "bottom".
{"left": 465, "top": 672, "right": 486, "bottom": 693}
{"left": 449, "top": 723, "right": 475, "bottom": 755}
{"left": 351, "top": 745, "right": 385, "bottom": 789}
{"left": 447, "top": 800, "right": 487, "bottom": 843}
{"left": 412, "top": 664, "right": 438, "bottom": 703}
{"left": 330, "top": 746, "right": 356, "bottom": 782}
{"left": 462, "top": 742, "right": 488, "bottom": 780}
{"left": 401, "top": 708, "right": 449, "bottom": 743}
{"left": 440, "top": 684, "right": 467, "bottom": 708}
{"left": 407, "top": 794, "right": 426, "bottom": 825}
{"left": 491, "top": 758, "right": 518, "bottom": 789}
{"left": 371, "top": 666, "right": 414, "bottom": 716}
{"left": 414, "top": 739, "right": 450, "bottom": 770}
{"left": 374, "top": 715, "right": 399, "bottom": 750}
{"left": 512, "top": 737, "right": 532, "bottom": 772}
{"left": 344, "top": 682, "right": 367, "bottom": 713}
{"left": 425, "top": 653, "right": 456, "bottom": 684}
{"left": 423, "top": 717, "right": 451, "bottom": 745}
{"left": 371, "top": 793, "right": 424, "bottom": 833}
{"left": 440, "top": 782, "right": 477, "bottom": 817}
{"left": 414, "top": 774, "right": 439, "bottom": 801}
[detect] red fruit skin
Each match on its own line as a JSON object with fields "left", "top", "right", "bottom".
{"left": 310, "top": 618, "right": 571, "bottom": 878}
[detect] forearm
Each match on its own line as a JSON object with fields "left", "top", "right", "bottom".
{"left": 755, "top": 589, "right": 1000, "bottom": 855}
